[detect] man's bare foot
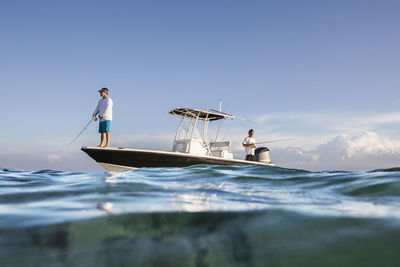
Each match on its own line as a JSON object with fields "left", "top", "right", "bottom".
{"left": 97, "top": 145, "right": 103, "bottom": 148}
{"left": 102, "top": 145, "right": 109, "bottom": 148}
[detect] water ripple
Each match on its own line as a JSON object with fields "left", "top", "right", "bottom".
{"left": 1, "top": 165, "right": 400, "bottom": 228}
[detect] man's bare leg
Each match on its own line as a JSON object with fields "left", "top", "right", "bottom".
{"left": 97, "top": 133, "right": 105, "bottom": 147}
{"left": 103, "top": 132, "right": 111, "bottom": 148}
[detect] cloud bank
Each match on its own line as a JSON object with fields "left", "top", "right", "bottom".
{"left": 272, "top": 132, "right": 400, "bottom": 171}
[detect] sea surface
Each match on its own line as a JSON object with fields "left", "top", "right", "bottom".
{"left": 1, "top": 165, "right": 400, "bottom": 267}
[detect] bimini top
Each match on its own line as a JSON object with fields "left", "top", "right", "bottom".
{"left": 169, "top": 107, "right": 235, "bottom": 121}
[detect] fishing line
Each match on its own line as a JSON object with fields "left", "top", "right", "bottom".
{"left": 255, "top": 139, "right": 296, "bottom": 145}
{"left": 57, "top": 118, "right": 94, "bottom": 154}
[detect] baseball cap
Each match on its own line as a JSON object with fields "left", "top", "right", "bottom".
{"left": 98, "top": 88, "right": 109, "bottom": 93}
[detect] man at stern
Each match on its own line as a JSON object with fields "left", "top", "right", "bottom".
{"left": 243, "top": 129, "right": 256, "bottom": 161}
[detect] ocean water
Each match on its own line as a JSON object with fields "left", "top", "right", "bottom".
{"left": 0, "top": 165, "right": 400, "bottom": 267}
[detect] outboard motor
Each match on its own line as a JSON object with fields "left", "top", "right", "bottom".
{"left": 255, "top": 147, "right": 271, "bottom": 164}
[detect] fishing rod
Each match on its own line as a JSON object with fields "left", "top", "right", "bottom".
{"left": 255, "top": 139, "right": 296, "bottom": 145}
{"left": 58, "top": 118, "right": 94, "bottom": 154}
{"left": 209, "top": 109, "right": 257, "bottom": 124}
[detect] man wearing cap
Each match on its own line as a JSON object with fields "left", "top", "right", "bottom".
{"left": 93, "top": 88, "right": 113, "bottom": 148}
{"left": 243, "top": 129, "right": 256, "bottom": 161}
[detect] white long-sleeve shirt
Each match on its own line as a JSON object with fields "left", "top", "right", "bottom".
{"left": 93, "top": 97, "right": 113, "bottom": 122}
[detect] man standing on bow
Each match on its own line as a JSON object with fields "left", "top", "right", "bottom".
{"left": 243, "top": 129, "right": 256, "bottom": 161}
{"left": 93, "top": 88, "right": 113, "bottom": 148}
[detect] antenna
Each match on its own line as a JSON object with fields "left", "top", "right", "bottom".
{"left": 215, "top": 99, "right": 223, "bottom": 141}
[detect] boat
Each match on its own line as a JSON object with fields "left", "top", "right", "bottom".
{"left": 81, "top": 107, "right": 273, "bottom": 171}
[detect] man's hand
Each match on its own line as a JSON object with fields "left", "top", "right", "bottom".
{"left": 93, "top": 115, "right": 98, "bottom": 122}
{"left": 243, "top": 143, "right": 256, "bottom": 148}
{"left": 99, "top": 115, "right": 103, "bottom": 119}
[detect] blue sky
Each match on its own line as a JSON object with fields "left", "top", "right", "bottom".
{"left": 1, "top": 0, "right": 400, "bottom": 171}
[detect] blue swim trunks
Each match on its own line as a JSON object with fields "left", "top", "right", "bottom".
{"left": 99, "top": 120, "right": 111, "bottom": 133}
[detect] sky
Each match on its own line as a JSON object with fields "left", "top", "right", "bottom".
{"left": 1, "top": 0, "right": 400, "bottom": 172}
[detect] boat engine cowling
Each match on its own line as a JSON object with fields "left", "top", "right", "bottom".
{"left": 255, "top": 147, "right": 271, "bottom": 164}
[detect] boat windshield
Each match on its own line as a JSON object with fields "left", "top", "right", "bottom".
{"left": 176, "top": 118, "right": 202, "bottom": 140}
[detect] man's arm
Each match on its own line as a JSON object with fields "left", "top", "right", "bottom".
{"left": 243, "top": 138, "right": 256, "bottom": 148}
{"left": 243, "top": 143, "right": 256, "bottom": 148}
{"left": 93, "top": 102, "right": 100, "bottom": 121}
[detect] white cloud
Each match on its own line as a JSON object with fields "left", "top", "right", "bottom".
{"left": 253, "top": 111, "right": 400, "bottom": 135}
{"left": 342, "top": 132, "right": 398, "bottom": 157}
{"left": 368, "top": 113, "right": 400, "bottom": 124}
{"left": 273, "top": 131, "right": 400, "bottom": 171}
{"left": 47, "top": 154, "right": 62, "bottom": 163}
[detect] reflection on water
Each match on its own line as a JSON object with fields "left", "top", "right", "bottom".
{"left": 97, "top": 202, "right": 116, "bottom": 215}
